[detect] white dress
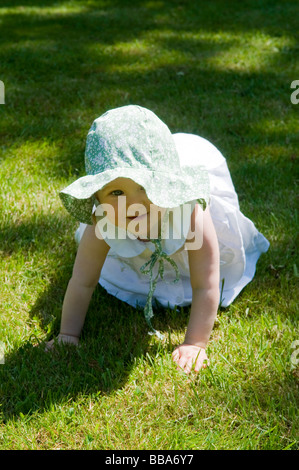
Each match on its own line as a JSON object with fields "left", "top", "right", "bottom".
{"left": 75, "top": 133, "right": 270, "bottom": 309}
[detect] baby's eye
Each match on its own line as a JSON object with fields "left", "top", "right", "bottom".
{"left": 110, "top": 189, "right": 124, "bottom": 196}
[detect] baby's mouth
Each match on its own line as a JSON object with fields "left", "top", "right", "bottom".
{"left": 127, "top": 213, "right": 148, "bottom": 221}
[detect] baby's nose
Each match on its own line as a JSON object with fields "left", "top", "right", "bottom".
{"left": 126, "top": 202, "right": 148, "bottom": 217}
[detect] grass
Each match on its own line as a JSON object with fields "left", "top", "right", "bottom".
{"left": 0, "top": 0, "right": 298, "bottom": 450}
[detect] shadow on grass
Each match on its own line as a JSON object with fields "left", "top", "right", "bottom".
{"left": 0, "top": 283, "right": 156, "bottom": 421}
{"left": 0, "top": 0, "right": 298, "bottom": 175}
{"left": 0, "top": 209, "right": 190, "bottom": 421}
{"left": 0, "top": 214, "right": 296, "bottom": 425}
{"left": 0, "top": 211, "right": 153, "bottom": 420}
{"left": 0, "top": 0, "right": 298, "bottom": 427}
{"left": 0, "top": 291, "right": 195, "bottom": 423}
{"left": 0, "top": 207, "right": 189, "bottom": 421}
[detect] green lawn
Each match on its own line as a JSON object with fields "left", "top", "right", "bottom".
{"left": 0, "top": 0, "right": 298, "bottom": 450}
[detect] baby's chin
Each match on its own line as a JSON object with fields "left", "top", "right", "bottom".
{"left": 124, "top": 213, "right": 161, "bottom": 240}
{"left": 126, "top": 225, "right": 161, "bottom": 240}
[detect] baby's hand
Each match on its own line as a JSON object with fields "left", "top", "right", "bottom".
{"left": 172, "top": 343, "right": 209, "bottom": 374}
{"left": 45, "top": 334, "right": 79, "bottom": 352}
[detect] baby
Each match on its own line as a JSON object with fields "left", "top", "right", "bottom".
{"left": 46, "top": 105, "right": 269, "bottom": 374}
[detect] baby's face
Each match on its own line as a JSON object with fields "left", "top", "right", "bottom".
{"left": 95, "top": 177, "right": 165, "bottom": 239}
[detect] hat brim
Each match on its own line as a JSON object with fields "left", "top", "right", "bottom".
{"left": 59, "top": 166, "right": 210, "bottom": 225}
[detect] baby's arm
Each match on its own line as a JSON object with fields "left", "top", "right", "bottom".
{"left": 46, "top": 223, "right": 110, "bottom": 348}
{"left": 172, "top": 204, "right": 220, "bottom": 373}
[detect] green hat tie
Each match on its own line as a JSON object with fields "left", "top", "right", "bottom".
{"left": 140, "top": 238, "right": 180, "bottom": 339}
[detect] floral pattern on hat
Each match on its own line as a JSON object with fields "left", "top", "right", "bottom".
{"left": 59, "top": 105, "right": 210, "bottom": 225}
